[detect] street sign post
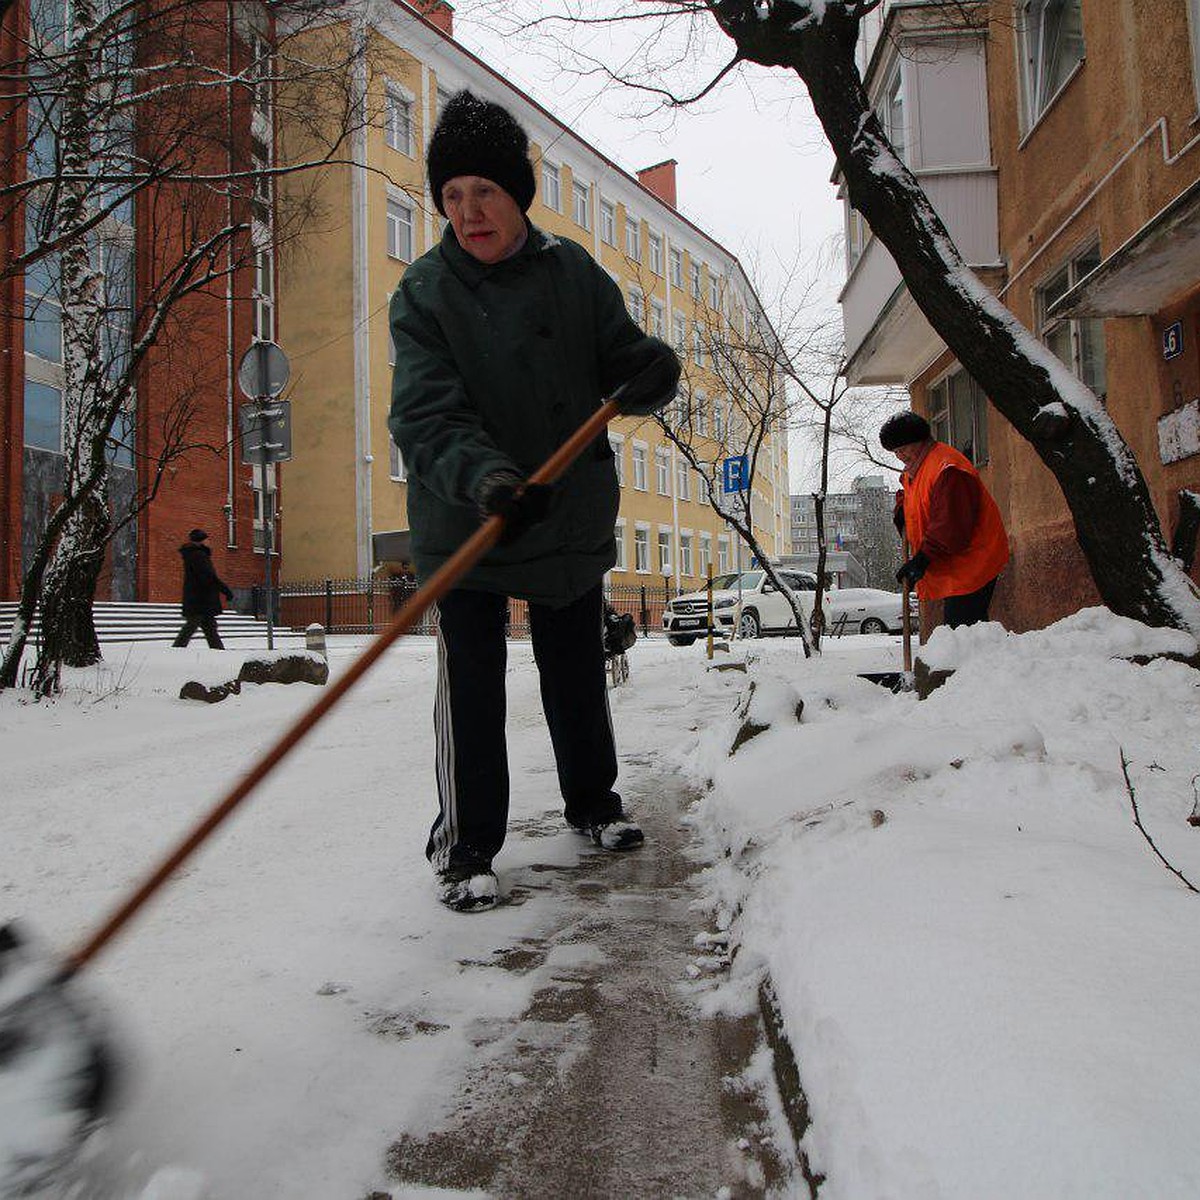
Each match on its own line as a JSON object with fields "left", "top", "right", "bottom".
{"left": 237, "top": 341, "right": 292, "bottom": 650}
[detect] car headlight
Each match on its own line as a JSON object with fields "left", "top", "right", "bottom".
{"left": 714, "top": 597, "right": 736, "bottom": 609}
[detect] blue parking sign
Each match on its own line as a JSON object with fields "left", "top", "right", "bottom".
{"left": 722, "top": 454, "right": 749, "bottom": 493}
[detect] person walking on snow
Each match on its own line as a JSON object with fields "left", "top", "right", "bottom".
{"left": 882, "top": 410, "right": 1009, "bottom": 629}
{"left": 172, "top": 528, "right": 234, "bottom": 649}
{"left": 388, "top": 91, "right": 681, "bottom": 914}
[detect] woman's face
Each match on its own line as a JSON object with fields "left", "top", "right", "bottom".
{"left": 441, "top": 176, "right": 526, "bottom": 265}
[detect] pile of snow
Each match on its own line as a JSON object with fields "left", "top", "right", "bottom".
{"left": 680, "top": 608, "right": 1200, "bottom": 1198}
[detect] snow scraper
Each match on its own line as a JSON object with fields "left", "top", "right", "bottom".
{"left": 859, "top": 540, "right": 916, "bottom": 693}
{"left": 0, "top": 392, "right": 630, "bottom": 1197}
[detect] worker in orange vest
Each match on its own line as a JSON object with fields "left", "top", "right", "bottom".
{"left": 881, "top": 410, "right": 1009, "bottom": 628}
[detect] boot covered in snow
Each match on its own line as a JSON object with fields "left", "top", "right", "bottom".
{"left": 436, "top": 862, "right": 499, "bottom": 913}
{"left": 570, "top": 817, "right": 645, "bottom": 851}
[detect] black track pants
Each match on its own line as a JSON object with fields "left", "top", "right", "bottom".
{"left": 426, "top": 584, "right": 621, "bottom": 871}
{"left": 942, "top": 577, "right": 997, "bottom": 629}
{"left": 173, "top": 616, "right": 224, "bottom": 649}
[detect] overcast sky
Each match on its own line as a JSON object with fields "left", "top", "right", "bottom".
{"left": 449, "top": 2, "right": 860, "bottom": 492}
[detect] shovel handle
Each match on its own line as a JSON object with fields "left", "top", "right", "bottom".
{"left": 61, "top": 399, "right": 622, "bottom": 979}
{"left": 901, "top": 535, "right": 913, "bottom": 673}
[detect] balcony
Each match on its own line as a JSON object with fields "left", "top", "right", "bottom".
{"left": 840, "top": 167, "right": 1002, "bottom": 386}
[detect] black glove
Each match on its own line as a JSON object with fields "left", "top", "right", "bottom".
{"left": 610, "top": 346, "right": 682, "bottom": 416}
{"left": 896, "top": 551, "right": 930, "bottom": 588}
{"left": 475, "top": 470, "right": 552, "bottom": 545}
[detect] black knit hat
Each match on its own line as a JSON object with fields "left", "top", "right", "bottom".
{"left": 426, "top": 90, "right": 536, "bottom": 216}
{"left": 880, "top": 411, "right": 932, "bottom": 450}
{"left": 188, "top": 528, "right": 208, "bottom": 543}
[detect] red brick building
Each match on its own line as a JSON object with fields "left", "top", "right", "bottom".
{"left": 0, "top": 0, "right": 277, "bottom": 608}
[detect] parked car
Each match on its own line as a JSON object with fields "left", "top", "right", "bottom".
{"left": 662, "top": 569, "right": 902, "bottom": 644}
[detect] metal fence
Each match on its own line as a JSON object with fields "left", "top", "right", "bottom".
{"left": 276, "top": 576, "right": 676, "bottom": 639}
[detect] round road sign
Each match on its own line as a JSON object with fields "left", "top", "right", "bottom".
{"left": 237, "top": 340, "right": 290, "bottom": 399}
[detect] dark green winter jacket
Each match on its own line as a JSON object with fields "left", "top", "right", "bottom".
{"left": 388, "top": 223, "right": 677, "bottom": 607}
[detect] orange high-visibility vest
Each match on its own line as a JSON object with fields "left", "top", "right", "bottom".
{"left": 902, "top": 442, "right": 1009, "bottom": 601}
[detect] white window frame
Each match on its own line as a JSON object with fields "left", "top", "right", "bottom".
{"left": 628, "top": 286, "right": 646, "bottom": 327}
{"left": 672, "top": 312, "right": 687, "bottom": 352}
{"left": 386, "top": 194, "right": 415, "bottom": 262}
{"left": 625, "top": 215, "right": 641, "bottom": 262}
{"left": 693, "top": 324, "right": 705, "bottom": 368}
{"left": 699, "top": 532, "right": 712, "bottom": 577}
{"left": 648, "top": 231, "right": 663, "bottom": 276}
{"left": 634, "top": 522, "right": 651, "bottom": 573}
{"left": 632, "top": 441, "right": 648, "bottom": 491}
{"left": 610, "top": 432, "right": 625, "bottom": 486}
{"left": 717, "top": 534, "right": 731, "bottom": 574}
{"left": 384, "top": 83, "right": 414, "bottom": 156}
{"left": 709, "top": 274, "right": 720, "bottom": 309}
{"left": 690, "top": 261, "right": 702, "bottom": 299}
{"left": 676, "top": 457, "right": 690, "bottom": 502}
{"left": 713, "top": 400, "right": 725, "bottom": 440}
{"left": 252, "top": 244, "right": 275, "bottom": 342}
{"left": 657, "top": 526, "right": 673, "bottom": 575}
{"left": 572, "top": 179, "right": 590, "bottom": 229}
{"left": 696, "top": 392, "right": 709, "bottom": 438}
{"left": 655, "top": 446, "right": 671, "bottom": 496}
{"left": 1036, "top": 240, "right": 1106, "bottom": 401}
{"left": 542, "top": 159, "right": 562, "bottom": 212}
{"left": 679, "top": 529, "right": 694, "bottom": 577}
{"left": 650, "top": 298, "right": 665, "bottom": 339}
{"left": 669, "top": 247, "right": 683, "bottom": 288}
{"left": 614, "top": 518, "right": 627, "bottom": 571}
{"left": 1017, "top": 0, "right": 1086, "bottom": 131}
{"left": 389, "top": 438, "right": 406, "bottom": 481}
{"left": 600, "top": 199, "right": 616, "bottom": 247}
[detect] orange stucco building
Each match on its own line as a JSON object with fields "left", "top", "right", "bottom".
{"left": 842, "top": 0, "right": 1200, "bottom": 631}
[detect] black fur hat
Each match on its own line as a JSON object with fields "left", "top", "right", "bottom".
{"left": 879, "top": 411, "right": 932, "bottom": 450}
{"left": 426, "top": 90, "right": 536, "bottom": 216}
{"left": 188, "top": 528, "right": 208, "bottom": 543}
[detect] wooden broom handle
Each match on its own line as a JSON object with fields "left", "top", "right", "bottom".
{"left": 62, "top": 399, "right": 622, "bottom": 978}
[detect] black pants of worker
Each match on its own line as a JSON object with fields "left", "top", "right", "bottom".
{"left": 427, "top": 583, "right": 621, "bottom": 872}
{"left": 173, "top": 616, "right": 225, "bottom": 649}
{"left": 943, "top": 577, "right": 997, "bottom": 629}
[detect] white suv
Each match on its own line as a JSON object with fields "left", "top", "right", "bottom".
{"left": 663, "top": 569, "right": 903, "bottom": 644}
{"left": 662, "top": 569, "right": 817, "bottom": 645}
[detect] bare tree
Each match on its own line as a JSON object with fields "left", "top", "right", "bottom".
{"left": 464, "top": 0, "right": 1200, "bottom": 637}
{"left": 1, "top": 0, "right": 372, "bottom": 693}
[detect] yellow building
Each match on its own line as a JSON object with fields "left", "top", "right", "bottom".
{"left": 277, "top": 1, "right": 790, "bottom": 596}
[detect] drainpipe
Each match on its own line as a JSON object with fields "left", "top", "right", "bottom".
{"left": 350, "top": 27, "right": 372, "bottom": 577}
{"left": 224, "top": 1, "right": 236, "bottom": 548}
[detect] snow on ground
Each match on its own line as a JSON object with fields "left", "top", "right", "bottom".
{"left": 3, "top": 613, "right": 1200, "bottom": 1197}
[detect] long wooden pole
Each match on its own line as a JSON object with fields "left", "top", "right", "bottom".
{"left": 62, "top": 400, "right": 621, "bottom": 978}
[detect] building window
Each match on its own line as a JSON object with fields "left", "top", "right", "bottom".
{"left": 24, "top": 253, "right": 61, "bottom": 364}
{"left": 695, "top": 394, "right": 709, "bottom": 437}
{"left": 634, "top": 524, "right": 650, "bottom": 572}
{"left": 648, "top": 232, "right": 663, "bottom": 276}
{"left": 252, "top": 246, "right": 274, "bottom": 342}
{"left": 879, "top": 62, "right": 904, "bottom": 160}
{"left": 573, "top": 180, "right": 590, "bottom": 229}
{"left": 655, "top": 447, "right": 671, "bottom": 496}
{"left": 625, "top": 216, "right": 641, "bottom": 262}
{"left": 676, "top": 458, "right": 690, "bottom": 501}
{"left": 679, "top": 531, "right": 693, "bottom": 577}
{"left": 657, "top": 527, "right": 672, "bottom": 574}
{"left": 610, "top": 433, "right": 625, "bottom": 485}
{"left": 693, "top": 324, "right": 705, "bottom": 368}
{"left": 690, "top": 261, "right": 702, "bottom": 299}
{"left": 389, "top": 438, "right": 406, "bottom": 481}
{"left": 24, "top": 378, "right": 61, "bottom": 451}
{"left": 251, "top": 462, "right": 278, "bottom": 554}
{"left": 714, "top": 400, "right": 725, "bottom": 440}
{"left": 387, "top": 197, "right": 414, "bottom": 262}
{"left": 249, "top": 33, "right": 272, "bottom": 118}
{"left": 669, "top": 247, "right": 683, "bottom": 287}
{"left": 385, "top": 87, "right": 413, "bottom": 155}
{"left": 1019, "top": 0, "right": 1085, "bottom": 128}
{"left": 717, "top": 534, "right": 730, "bottom": 574}
{"left": 928, "top": 367, "right": 990, "bottom": 467}
{"left": 709, "top": 274, "right": 720, "bottom": 309}
{"left": 628, "top": 288, "right": 645, "bottom": 327}
{"left": 672, "top": 312, "right": 687, "bottom": 352}
{"left": 600, "top": 199, "right": 616, "bottom": 246}
{"left": 614, "top": 520, "right": 627, "bottom": 570}
{"left": 650, "top": 298, "right": 665, "bottom": 339}
{"left": 1037, "top": 242, "right": 1106, "bottom": 398}
{"left": 699, "top": 532, "right": 712, "bottom": 576}
{"left": 542, "top": 160, "right": 561, "bottom": 212}
{"left": 632, "top": 442, "right": 648, "bottom": 491}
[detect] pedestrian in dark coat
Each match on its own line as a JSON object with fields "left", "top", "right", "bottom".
{"left": 389, "top": 90, "right": 680, "bottom": 913}
{"left": 172, "top": 529, "right": 234, "bottom": 649}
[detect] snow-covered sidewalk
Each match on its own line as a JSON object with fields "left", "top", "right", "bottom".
{"left": 4, "top": 613, "right": 1200, "bottom": 1198}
